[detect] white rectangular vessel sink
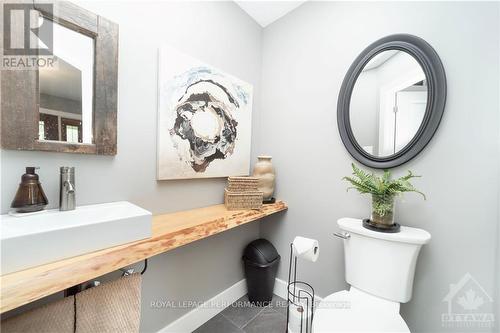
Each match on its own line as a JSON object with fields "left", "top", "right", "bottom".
{"left": 1, "top": 201, "right": 152, "bottom": 275}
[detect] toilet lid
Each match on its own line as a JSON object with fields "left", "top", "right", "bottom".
{"left": 313, "top": 290, "right": 410, "bottom": 333}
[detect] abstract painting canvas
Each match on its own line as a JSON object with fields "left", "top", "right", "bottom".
{"left": 157, "top": 46, "right": 253, "bottom": 180}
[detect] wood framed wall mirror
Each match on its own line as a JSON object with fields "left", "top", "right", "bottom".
{"left": 337, "top": 34, "right": 446, "bottom": 169}
{"left": 1, "top": 1, "right": 118, "bottom": 155}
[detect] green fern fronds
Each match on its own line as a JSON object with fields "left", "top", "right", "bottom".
{"left": 342, "top": 163, "right": 426, "bottom": 199}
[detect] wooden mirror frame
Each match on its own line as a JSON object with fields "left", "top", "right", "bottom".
{"left": 1, "top": 1, "right": 118, "bottom": 155}
{"left": 337, "top": 34, "right": 446, "bottom": 169}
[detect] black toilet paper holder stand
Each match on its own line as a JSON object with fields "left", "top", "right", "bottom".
{"left": 286, "top": 243, "right": 315, "bottom": 333}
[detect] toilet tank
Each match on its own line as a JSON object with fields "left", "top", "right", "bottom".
{"left": 337, "top": 218, "right": 431, "bottom": 303}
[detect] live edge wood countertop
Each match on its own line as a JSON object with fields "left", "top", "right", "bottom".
{"left": 0, "top": 201, "right": 287, "bottom": 313}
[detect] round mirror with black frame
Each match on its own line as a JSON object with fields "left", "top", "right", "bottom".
{"left": 337, "top": 34, "right": 446, "bottom": 169}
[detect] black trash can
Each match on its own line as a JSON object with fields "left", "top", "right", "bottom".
{"left": 243, "top": 239, "right": 280, "bottom": 305}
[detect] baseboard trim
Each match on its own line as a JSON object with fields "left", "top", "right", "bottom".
{"left": 274, "top": 277, "right": 323, "bottom": 303}
{"left": 158, "top": 279, "right": 247, "bottom": 333}
{"left": 158, "top": 277, "right": 322, "bottom": 333}
{"left": 273, "top": 277, "right": 289, "bottom": 300}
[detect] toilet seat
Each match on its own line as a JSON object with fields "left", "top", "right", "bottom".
{"left": 313, "top": 288, "right": 410, "bottom": 333}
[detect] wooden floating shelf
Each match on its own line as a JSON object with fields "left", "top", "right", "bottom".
{"left": 0, "top": 201, "right": 287, "bottom": 313}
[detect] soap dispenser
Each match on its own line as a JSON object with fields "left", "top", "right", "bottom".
{"left": 11, "top": 167, "right": 49, "bottom": 213}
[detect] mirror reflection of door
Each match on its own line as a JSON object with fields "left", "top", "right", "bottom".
{"left": 393, "top": 84, "right": 427, "bottom": 153}
{"left": 61, "top": 118, "right": 83, "bottom": 143}
{"left": 350, "top": 50, "right": 428, "bottom": 158}
{"left": 37, "top": 16, "right": 94, "bottom": 144}
{"left": 39, "top": 113, "right": 58, "bottom": 141}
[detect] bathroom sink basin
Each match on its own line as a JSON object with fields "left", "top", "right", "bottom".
{"left": 1, "top": 201, "right": 152, "bottom": 275}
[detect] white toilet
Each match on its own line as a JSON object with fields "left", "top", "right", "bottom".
{"left": 313, "top": 218, "right": 431, "bottom": 332}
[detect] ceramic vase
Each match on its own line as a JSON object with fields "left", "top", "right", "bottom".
{"left": 252, "top": 156, "right": 275, "bottom": 203}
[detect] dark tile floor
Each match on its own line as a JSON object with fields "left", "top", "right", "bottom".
{"left": 193, "top": 295, "right": 287, "bottom": 333}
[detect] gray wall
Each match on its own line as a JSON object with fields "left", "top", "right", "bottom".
{"left": 2, "top": 2, "right": 499, "bottom": 333}
{"left": 0, "top": 1, "right": 263, "bottom": 331}
{"left": 496, "top": 0, "right": 500, "bottom": 323}
{"left": 258, "top": 2, "right": 499, "bottom": 333}
{"left": 40, "top": 93, "right": 82, "bottom": 115}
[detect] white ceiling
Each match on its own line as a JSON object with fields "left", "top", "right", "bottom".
{"left": 235, "top": 1, "right": 306, "bottom": 27}
{"left": 40, "top": 57, "right": 82, "bottom": 101}
{"left": 363, "top": 50, "right": 399, "bottom": 72}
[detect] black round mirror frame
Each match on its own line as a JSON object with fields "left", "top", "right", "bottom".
{"left": 337, "top": 34, "right": 447, "bottom": 169}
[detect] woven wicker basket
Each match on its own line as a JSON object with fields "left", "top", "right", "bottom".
{"left": 224, "top": 189, "right": 263, "bottom": 210}
{"left": 226, "top": 176, "right": 259, "bottom": 192}
{"left": 228, "top": 176, "right": 258, "bottom": 182}
{"left": 227, "top": 184, "right": 259, "bottom": 192}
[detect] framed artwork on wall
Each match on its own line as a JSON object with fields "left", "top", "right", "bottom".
{"left": 157, "top": 46, "right": 253, "bottom": 180}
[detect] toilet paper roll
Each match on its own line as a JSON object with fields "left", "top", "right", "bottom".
{"left": 292, "top": 236, "right": 319, "bottom": 262}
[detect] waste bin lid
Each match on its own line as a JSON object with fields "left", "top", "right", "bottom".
{"left": 243, "top": 239, "right": 280, "bottom": 265}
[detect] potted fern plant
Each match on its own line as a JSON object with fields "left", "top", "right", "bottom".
{"left": 343, "top": 163, "right": 425, "bottom": 231}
